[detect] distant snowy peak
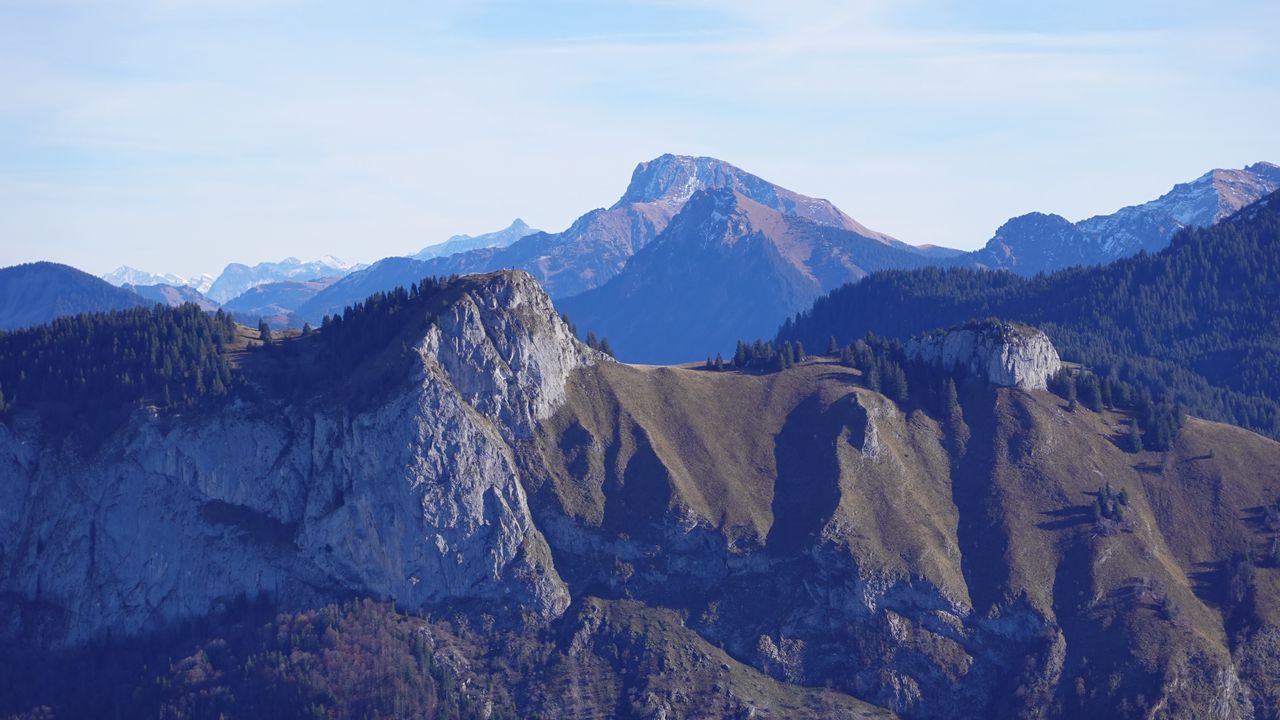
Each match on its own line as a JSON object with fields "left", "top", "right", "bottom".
{"left": 103, "top": 266, "right": 187, "bottom": 289}
{"left": 206, "top": 256, "right": 363, "bottom": 303}
{"left": 413, "top": 219, "right": 539, "bottom": 261}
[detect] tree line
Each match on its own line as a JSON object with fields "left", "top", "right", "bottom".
{"left": 0, "top": 303, "right": 237, "bottom": 440}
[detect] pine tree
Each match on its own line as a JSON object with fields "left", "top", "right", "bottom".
{"left": 1065, "top": 375, "right": 1078, "bottom": 411}
{"left": 714, "top": 353, "right": 725, "bottom": 371}
{"left": 586, "top": 330, "right": 599, "bottom": 350}
{"left": 302, "top": 322, "right": 313, "bottom": 337}
{"left": 1082, "top": 374, "right": 1103, "bottom": 412}
{"left": 0, "top": 383, "right": 6, "bottom": 413}
{"left": 944, "top": 378, "right": 959, "bottom": 415}
{"left": 706, "top": 356, "right": 714, "bottom": 370}
{"left": 827, "top": 336, "right": 839, "bottom": 355}
{"left": 599, "top": 337, "right": 615, "bottom": 358}
{"left": 886, "top": 362, "right": 909, "bottom": 404}
{"left": 258, "top": 320, "right": 272, "bottom": 346}
{"left": 1129, "top": 422, "right": 1144, "bottom": 452}
{"left": 795, "top": 342, "right": 806, "bottom": 362}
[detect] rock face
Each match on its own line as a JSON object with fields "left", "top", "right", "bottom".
{"left": 0, "top": 271, "right": 588, "bottom": 645}
{"left": 905, "top": 320, "right": 1061, "bottom": 389}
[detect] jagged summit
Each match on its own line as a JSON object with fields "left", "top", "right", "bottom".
{"left": 615, "top": 154, "right": 756, "bottom": 206}
{"left": 612, "top": 153, "right": 897, "bottom": 244}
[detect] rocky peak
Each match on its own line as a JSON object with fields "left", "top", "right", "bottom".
{"left": 0, "top": 269, "right": 596, "bottom": 646}
{"left": 905, "top": 320, "right": 1062, "bottom": 390}
{"left": 422, "top": 270, "right": 599, "bottom": 437}
{"left": 614, "top": 154, "right": 746, "bottom": 207}
{"left": 611, "top": 154, "right": 887, "bottom": 240}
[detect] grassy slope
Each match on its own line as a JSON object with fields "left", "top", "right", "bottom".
{"left": 527, "top": 355, "right": 1280, "bottom": 714}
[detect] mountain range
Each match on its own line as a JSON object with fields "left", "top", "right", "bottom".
{"left": 102, "top": 265, "right": 216, "bottom": 294}
{"left": 290, "top": 154, "right": 929, "bottom": 327}
{"left": 411, "top": 218, "right": 539, "bottom": 260}
{"left": 221, "top": 277, "right": 343, "bottom": 328}
{"left": 4, "top": 267, "right": 1280, "bottom": 718}
{"left": 124, "top": 282, "right": 221, "bottom": 312}
{"left": 59, "top": 156, "right": 1276, "bottom": 362}
{"left": 958, "top": 161, "right": 1280, "bottom": 274}
{"left": 204, "top": 256, "right": 360, "bottom": 304}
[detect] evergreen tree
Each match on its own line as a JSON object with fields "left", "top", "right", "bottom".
{"left": 258, "top": 320, "right": 272, "bottom": 346}
{"left": 944, "top": 377, "right": 959, "bottom": 415}
{"left": 795, "top": 342, "right": 806, "bottom": 362}
{"left": 1082, "top": 374, "right": 1103, "bottom": 412}
{"left": 0, "top": 383, "right": 6, "bottom": 413}
{"left": 301, "top": 322, "right": 313, "bottom": 337}
{"left": 1129, "top": 422, "right": 1144, "bottom": 453}
{"left": 866, "top": 362, "right": 881, "bottom": 392}
{"left": 884, "top": 361, "right": 909, "bottom": 404}
{"left": 706, "top": 356, "right": 714, "bottom": 370}
{"left": 586, "top": 330, "right": 599, "bottom": 350}
{"left": 827, "top": 336, "right": 839, "bottom": 355}
{"left": 599, "top": 337, "right": 615, "bottom": 358}
{"left": 714, "top": 353, "right": 725, "bottom": 371}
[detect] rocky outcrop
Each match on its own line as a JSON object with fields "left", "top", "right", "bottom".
{"left": 0, "top": 271, "right": 589, "bottom": 645}
{"left": 905, "top": 320, "right": 1061, "bottom": 390}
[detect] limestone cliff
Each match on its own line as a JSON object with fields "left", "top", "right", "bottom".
{"left": 0, "top": 271, "right": 590, "bottom": 645}
{"left": 905, "top": 320, "right": 1061, "bottom": 390}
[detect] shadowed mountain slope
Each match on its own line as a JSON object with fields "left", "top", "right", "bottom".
{"left": 0, "top": 262, "right": 148, "bottom": 330}
{"left": 557, "top": 188, "right": 937, "bottom": 363}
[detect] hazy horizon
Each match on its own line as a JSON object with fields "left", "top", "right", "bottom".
{"left": 3, "top": 0, "right": 1278, "bottom": 278}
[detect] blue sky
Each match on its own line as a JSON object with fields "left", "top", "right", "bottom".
{"left": 2, "top": 0, "right": 1277, "bottom": 278}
